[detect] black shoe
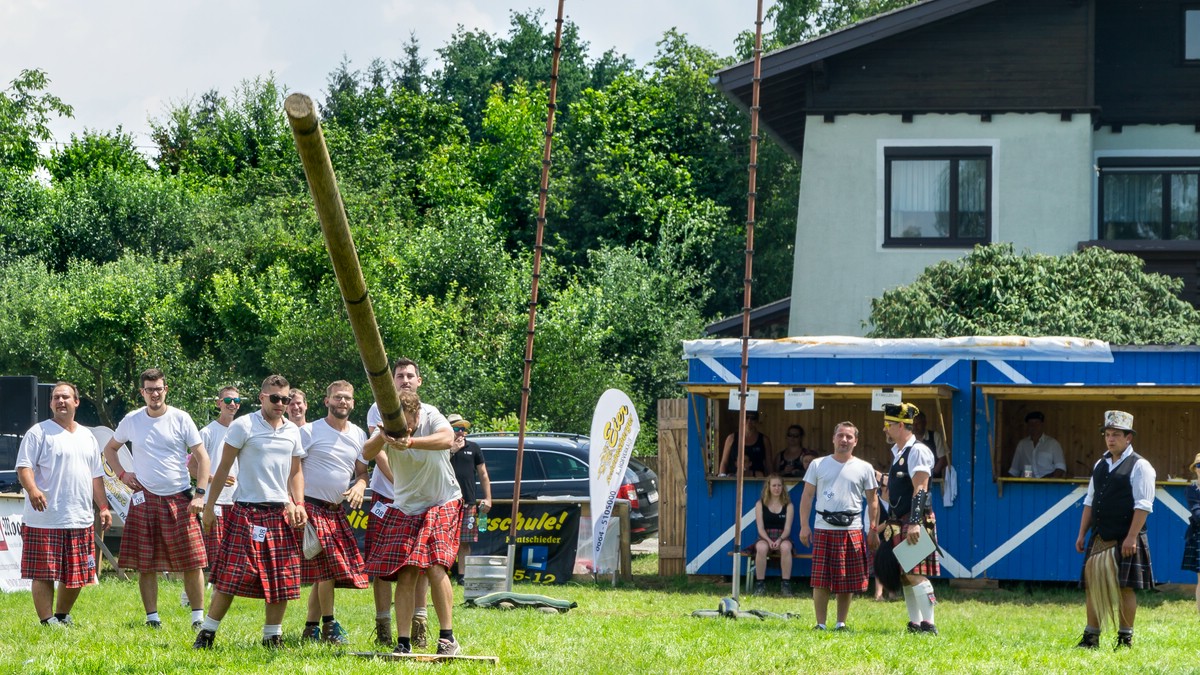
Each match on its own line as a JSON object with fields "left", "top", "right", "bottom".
{"left": 780, "top": 581, "right": 793, "bottom": 598}
{"left": 1116, "top": 632, "right": 1132, "bottom": 649}
{"left": 191, "top": 620, "right": 203, "bottom": 633}
{"left": 145, "top": 619, "right": 162, "bottom": 629}
{"left": 392, "top": 642, "right": 412, "bottom": 655}
{"left": 752, "top": 580, "right": 766, "bottom": 596}
{"left": 919, "top": 621, "right": 938, "bottom": 635}
{"left": 1076, "top": 631, "right": 1100, "bottom": 649}
{"left": 906, "top": 621, "right": 922, "bottom": 633}
{"left": 261, "top": 635, "right": 284, "bottom": 648}
{"left": 193, "top": 629, "right": 216, "bottom": 649}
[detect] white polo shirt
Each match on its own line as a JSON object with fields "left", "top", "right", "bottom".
{"left": 301, "top": 418, "right": 366, "bottom": 504}
{"left": 222, "top": 411, "right": 304, "bottom": 504}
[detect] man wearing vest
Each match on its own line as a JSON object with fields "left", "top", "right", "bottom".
{"left": 1075, "top": 410, "right": 1156, "bottom": 650}
{"left": 877, "top": 402, "right": 940, "bottom": 634}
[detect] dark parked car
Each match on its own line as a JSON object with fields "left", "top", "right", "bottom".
{"left": 469, "top": 432, "right": 659, "bottom": 544}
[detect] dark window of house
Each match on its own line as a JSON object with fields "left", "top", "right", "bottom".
{"left": 1098, "top": 158, "right": 1200, "bottom": 240}
{"left": 1186, "top": 8, "right": 1200, "bottom": 61}
{"left": 885, "top": 147, "right": 992, "bottom": 247}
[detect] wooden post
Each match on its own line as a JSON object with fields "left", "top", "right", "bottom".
{"left": 283, "top": 93, "right": 405, "bottom": 438}
{"left": 616, "top": 500, "right": 632, "bottom": 582}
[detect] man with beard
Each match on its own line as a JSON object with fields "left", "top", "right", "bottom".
{"left": 103, "top": 368, "right": 210, "bottom": 630}
{"left": 298, "top": 381, "right": 369, "bottom": 644}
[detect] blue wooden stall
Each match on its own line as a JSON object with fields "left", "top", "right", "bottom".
{"left": 682, "top": 338, "right": 1197, "bottom": 584}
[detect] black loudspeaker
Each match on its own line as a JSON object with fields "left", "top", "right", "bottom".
{"left": 38, "top": 382, "right": 54, "bottom": 423}
{"left": 0, "top": 376, "right": 38, "bottom": 435}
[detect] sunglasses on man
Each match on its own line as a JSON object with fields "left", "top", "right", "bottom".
{"left": 453, "top": 426, "right": 468, "bottom": 433}
{"left": 222, "top": 397, "right": 241, "bottom": 405}
{"left": 267, "top": 394, "right": 293, "bottom": 404}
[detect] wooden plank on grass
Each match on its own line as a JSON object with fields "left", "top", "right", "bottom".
{"left": 352, "top": 651, "right": 499, "bottom": 664}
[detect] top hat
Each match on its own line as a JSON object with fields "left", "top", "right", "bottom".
{"left": 1101, "top": 410, "right": 1134, "bottom": 433}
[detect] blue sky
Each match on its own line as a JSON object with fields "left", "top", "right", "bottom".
{"left": 2, "top": 0, "right": 761, "bottom": 151}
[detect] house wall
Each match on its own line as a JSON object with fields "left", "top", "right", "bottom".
{"left": 789, "top": 112, "right": 1093, "bottom": 337}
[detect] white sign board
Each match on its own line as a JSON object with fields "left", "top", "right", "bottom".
{"left": 727, "top": 389, "right": 760, "bottom": 411}
{"left": 871, "top": 389, "right": 902, "bottom": 411}
{"left": 783, "top": 388, "right": 814, "bottom": 411}
{"left": 0, "top": 498, "right": 30, "bottom": 593}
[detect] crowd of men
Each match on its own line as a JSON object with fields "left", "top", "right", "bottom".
{"left": 14, "top": 358, "right": 492, "bottom": 657}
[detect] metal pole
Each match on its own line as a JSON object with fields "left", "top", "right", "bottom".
{"left": 283, "top": 93, "right": 407, "bottom": 439}
{"left": 732, "top": 0, "right": 766, "bottom": 602}
{"left": 508, "top": 0, "right": 567, "bottom": 589}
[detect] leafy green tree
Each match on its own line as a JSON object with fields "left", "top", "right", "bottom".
{"left": 867, "top": 243, "right": 1200, "bottom": 344}
{"left": 0, "top": 69, "right": 73, "bottom": 173}
{"left": 47, "top": 127, "right": 149, "bottom": 182}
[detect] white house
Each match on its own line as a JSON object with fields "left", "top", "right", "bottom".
{"left": 712, "top": 0, "right": 1200, "bottom": 336}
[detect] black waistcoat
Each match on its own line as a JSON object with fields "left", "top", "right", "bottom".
{"left": 888, "top": 442, "right": 927, "bottom": 519}
{"left": 1091, "top": 451, "right": 1143, "bottom": 541}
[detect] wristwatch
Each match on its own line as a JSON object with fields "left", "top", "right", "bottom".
{"left": 195, "top": 487, "right": 207, "bottom": 496}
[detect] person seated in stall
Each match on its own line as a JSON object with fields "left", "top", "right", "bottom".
{"left": 777, "top": 424, "right": 818, "bottom": 479}
{"left": 717, "top": 411, "right": 773, "bottom": 477}
{"left": 1007, "top": 411, "right": 1066, "bottom": 478}
{"left": 914, "top": 413, "right": 949, "bottom": 478}
{"left": 747, "top": 474, "right": 795, "bottom": 596}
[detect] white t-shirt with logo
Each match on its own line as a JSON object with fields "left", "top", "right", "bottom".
{"left": 200, "top": 420, "right": 238, "bottom": 505}
{"left": 301, "top": 418, "right": 367, "bottom": 504}
{"left": 222, "top": 411, "right": 304, "bottom": 504}
{"left": 804, "top": 455, "right": 879, "bottom": 530}
{"left": 112, "top": 406, "right": 203, "bottom": 496}
{"left": 16, "top": 420, "right": 105, "bottom": 529}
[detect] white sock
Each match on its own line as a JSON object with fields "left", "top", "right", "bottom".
{"left": 191, "top": 609, "right": 204, "bottom": 623}
{"left": 201, "top": 616, "right": 221, "bottom": 632}
{"left": 901, "top": 586, "right": 921, "bottom": 623}
{"left": 413, "top": 607, "right": 428, "bottom": 619}
{"left": 145, "top": 612, "right": 161, "bottom": 623}
{"left": 912, "top": 580, "right": 936, "bottom": 624}
{"left": 376, "top": 610, "right": 391, "bottom": 621}
{"left": 262, "top": 624, "right": 282, "bottom": 638}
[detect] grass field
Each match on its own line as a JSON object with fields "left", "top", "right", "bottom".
{"left": 3, "top": 553, "right": 1199, "bottom": 674}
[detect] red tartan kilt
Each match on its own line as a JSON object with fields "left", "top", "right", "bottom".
{"left": 885, "top": 513, "right": 940, "bottom": 578}
{"left": 203, "top": 512, "right": 225, "bottom": 567}
{"left": 21, "top": 525, "right": 96, "bottom": 588}
{"left": 119, "top": 491, "right": 207, "bottom": 572}
{"left": 209, "top": 504, "right": 301, "bottom": 603}
{"left": 364, "top": 499, "right": 462, "bottom": 580}
{"left": 364, "top": 493, "right": 393, "bottom": 563}
{"left": 811, "top": 528, "right": 870, "bottom": 593}
{"left": 301, "top": 501, "right": 367, "bottom": 588}
{"left": 460, "top": 503, "right": 479, "bottom": 543}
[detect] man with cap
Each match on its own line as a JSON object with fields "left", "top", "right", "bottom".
{"left": 446, "top": 414, "right": 492, "bottom": 576}
{"left": 1074, "top": 410, "right": 1155, "bottom": 650}
{"left": 874, "top": 402, "right": 940, "bottom": 634}
{"left": 1008, "top": 411, "right": 1065, "bottom": 479}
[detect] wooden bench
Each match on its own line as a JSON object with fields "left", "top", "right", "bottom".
{"left": 729, "top": 550, "right": 813, "bottom": 593}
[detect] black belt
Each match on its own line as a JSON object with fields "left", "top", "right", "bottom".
{"left": 235, "top": 501, "right": 286, "bottom": 510}
{"left": 305, "top": 497, "right": 340, "bottom": 510}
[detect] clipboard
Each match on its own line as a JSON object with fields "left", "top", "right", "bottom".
{"left": 893, "top": 526, "right": 936, "bottom": 572}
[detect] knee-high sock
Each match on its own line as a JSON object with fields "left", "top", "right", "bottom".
{"left": 912, "top": 580, "right": 936, "bottom": 624}
{"left": 901, "top": 585, "right": 921, "bottom": 623}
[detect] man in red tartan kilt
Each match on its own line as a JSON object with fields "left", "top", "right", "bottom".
{"left": 362, "top": 389, "right": 461, "bottom": 656}
{"left": 798, "top": 422, "right": 879, "bottom": 630}
{"left": 192, "top": 375, "right": 308, "bottom": 649}
{"left": 15, "top": 381, "right": 113, "bottom": 626}
{"left": 102, "top": 368, "right": 211, "bottom": 630}
{"left": 297, "top": 380, "right": 369, "bottom": 644}
{"left": 194, "top": 386, "right": 242, "bottom": 575}
{"left": 875, "top": 402, "right": 942, "bottom": 635}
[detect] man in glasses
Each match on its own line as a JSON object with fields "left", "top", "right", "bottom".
{"left": 194, "top": 375, "right": 307, "bottom": 649}
{"left": 298, "top": 380, "right": 369, "bottom": 644}
{"left": 103, "top": 368, "right": 211, "bottom": 630}
{"left": 446, "top": 414, "right": 492, "bottom": 579}
{"left": 195, "top": 386, "right": 241, "bottom": 581}
{"left": 363, "top": 357, "right": 449, "bottom": 649}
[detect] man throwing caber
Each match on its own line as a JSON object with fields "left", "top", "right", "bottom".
{"left": 103, "top": 368, "right": 210, "bottom": 630}
{"left": 798, "top": 421, "right": 878, "bottom": 631}
{"left": 1075, "top": 410, "right": 1155, "bottom": 650}
{"left": 875, "top": 402, "right": 940, "bottom": 634}
{"left": 16, "top": 381, "right": 112, "bottom": 626}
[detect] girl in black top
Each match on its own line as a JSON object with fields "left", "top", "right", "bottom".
{"left": 749, "top": 474, "right": 795, "bottom": 595}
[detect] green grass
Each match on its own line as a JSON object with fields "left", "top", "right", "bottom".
{"left": 2, "top": 554, "right": 1199, "bottom": 674}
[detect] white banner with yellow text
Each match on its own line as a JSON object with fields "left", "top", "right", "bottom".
{"left": 588, "top": 389, "right": 639, "bottom": 573}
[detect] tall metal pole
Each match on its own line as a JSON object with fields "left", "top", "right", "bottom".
{"left": 508, "top": 0, "right": 566, "bottom": 589}
{"left": 732, "top": 0, "right": 766, "bottom": 601}
{"left": 284, "top": 94, "right": 407, "bottom": 439}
